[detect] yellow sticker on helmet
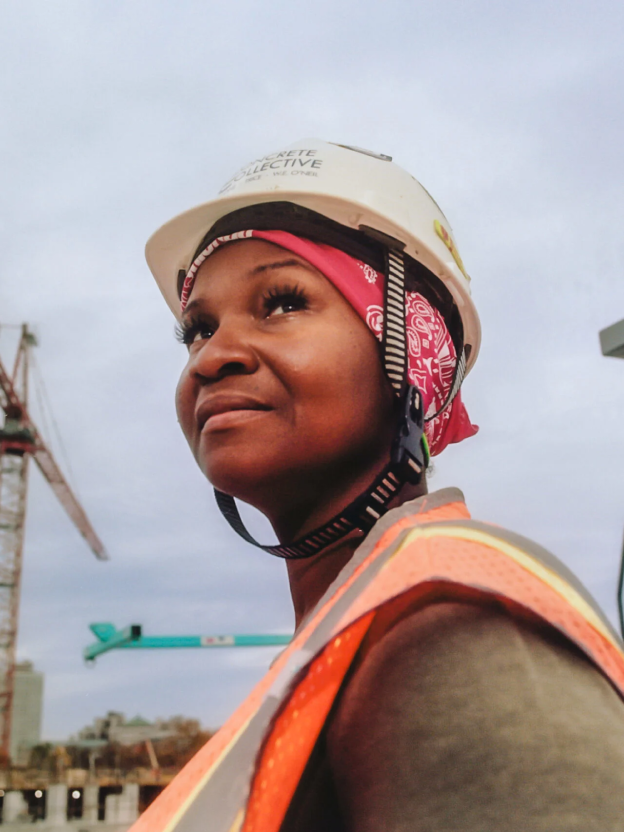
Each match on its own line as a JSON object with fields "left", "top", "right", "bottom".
{"left": 434, "top": 220, "right": 470, "bottom": 282}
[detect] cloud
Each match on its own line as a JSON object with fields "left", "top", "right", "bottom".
{"left": 1, "top": 0, "right": 623, "bottom": 739}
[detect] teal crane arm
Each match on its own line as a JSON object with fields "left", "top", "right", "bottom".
{"left": 84, "top": 623, "right": 291, "bottom": 662}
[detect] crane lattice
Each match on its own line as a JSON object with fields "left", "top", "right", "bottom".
{"left": 0, "top": 324, "right": 106, "bottom": 761}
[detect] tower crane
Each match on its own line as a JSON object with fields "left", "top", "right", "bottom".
{"left": 0, "top": 324, "right": 106, "bottom": 761}
{"left": 84, "top": 623, "right": 291, "bottom": 662}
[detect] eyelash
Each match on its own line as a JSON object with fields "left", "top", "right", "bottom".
{"left": 175, "top": 317, "right": 211, "bottom": 346}
{"left": 262, "top": 282, "right": 309, "bottom": 315}
{"left": 175, "top": 283, "right": 310, "bottom": 347}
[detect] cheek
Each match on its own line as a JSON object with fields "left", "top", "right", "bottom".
{"left": 286, "top": 317, "right": 392, "bottom": 444}
{"left": 175, "top": 365, "right": 195, "bottom": 440}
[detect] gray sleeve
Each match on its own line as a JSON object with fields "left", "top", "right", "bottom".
{"left": 326, "top": 601, "right": 624, "bottom": 832}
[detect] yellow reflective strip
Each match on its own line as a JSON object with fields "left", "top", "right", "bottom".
{"left": 393, "top": 524, "right": 621, "bottom": 653}
{"left": 162, "top": 714, "right": 255, "bottom": 832}
{"left": 228, "top": 809, "right": 245, "bottom": 832}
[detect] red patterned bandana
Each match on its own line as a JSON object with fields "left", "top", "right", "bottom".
{"left": 182, "top": 230, "right": 478, "bottom": 455}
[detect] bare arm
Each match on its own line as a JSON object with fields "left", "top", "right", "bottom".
{"left": 327, "top": 602, "right": 624, "bottom": 832}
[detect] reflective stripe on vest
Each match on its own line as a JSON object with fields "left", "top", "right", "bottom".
{"left": 130, "top": 496, "right": 624, "bottom": 832}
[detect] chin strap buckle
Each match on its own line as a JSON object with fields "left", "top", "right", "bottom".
{"left": 392, "top": 385, "right": 429, "bottom": 484}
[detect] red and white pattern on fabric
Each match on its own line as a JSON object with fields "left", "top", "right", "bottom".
{"left": 182, "top": 229, "right": 477, "bottom": 456}
{"left": 363, "top": 293, "right": 462, "bottom": 453}
{"left": 359, "top": 262, "right": 378, "bottom": 284}
{"left": 365, "top": 304, "right": 384, "bottom": 336}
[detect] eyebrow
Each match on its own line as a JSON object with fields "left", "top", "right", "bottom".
{"left": 182, "top": 258, "right": 315, "bottom": 318}
{"left": 182, "top": 299, "right": 204, "bottom": 317}
{"left": 250, "top": 258, "right": 313, "bottom": 275}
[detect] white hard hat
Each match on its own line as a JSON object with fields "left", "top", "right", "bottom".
{"left": 145, "top": 138, "right": 480, "bottom": 372}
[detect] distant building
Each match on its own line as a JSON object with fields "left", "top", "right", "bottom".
{"left": 76, "top": 711, "right": 176, "bottom": 746}
{"left": 10, "top": 660, "right": 44, "bottom": 763}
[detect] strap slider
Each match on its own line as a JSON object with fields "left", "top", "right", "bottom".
{"left": 391, "top": 385, "right": 428, "bottom": 484}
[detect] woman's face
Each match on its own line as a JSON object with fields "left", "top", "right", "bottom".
{"left": 175, "top": 239, "right": 395, "bottom": 521}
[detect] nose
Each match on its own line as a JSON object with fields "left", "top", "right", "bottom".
{"left": 187, "top": 317, "right": 260, "bottom": 383}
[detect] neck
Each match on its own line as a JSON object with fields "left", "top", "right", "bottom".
{"left": 286, "top": 532, "right": 362, "bottom": 629}
{"left": 285, "top": 479, "right": 427, "bottom": 629}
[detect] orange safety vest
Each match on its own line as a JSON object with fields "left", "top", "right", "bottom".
{"left": 130, "top": 488, "right": 624, "bottom": 832}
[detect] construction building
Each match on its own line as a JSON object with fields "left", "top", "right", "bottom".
{"left": 76, "top": 712, "right": 176, "bottom": 747}
{"left": 0, "top": 661, "right": 44, "bottom": 765}
{"left": 10, "top": 661, "right": 44, "bottom": 764}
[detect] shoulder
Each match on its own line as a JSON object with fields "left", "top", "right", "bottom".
{"left": 326, "top": 602, "right": 624, "bottom": 830}
{"left": 333, "top": 601, "right": 623, "bottom": 723}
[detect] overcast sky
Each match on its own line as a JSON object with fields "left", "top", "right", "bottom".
{"left": 1, "top": 0, "right": 623, "bottom": 741}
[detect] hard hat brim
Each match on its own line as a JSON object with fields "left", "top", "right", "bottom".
{"left": 146, "top": 188, "right": 481, "bottom": 371}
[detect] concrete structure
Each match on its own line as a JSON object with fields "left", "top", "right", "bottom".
{"left": 105, "top": 784, "right": 139, "bottom": 825}
{"left": 77, "top": 711, "right": 175, "bottom": 746}
{"left": 3, "top": 789, "right": 30, "bottom": 823}
{"left": 1, "top": 782, "right": 138, "bottom": 829}
{"left": 109, "top": 717, "right": 169, "bottom": 746}
{"left": 599, "top": 317, "right": 624, "bottom": 358}
{"left": 82, "top": 784, "right": 99, "bottom": 823}
{"left": 10, "top": 661, "right": 44, "bottom": 763}
{"left": 45, "top": 783, "right": 67, "bottom": 826}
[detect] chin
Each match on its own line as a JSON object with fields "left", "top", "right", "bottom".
{"left": 199, "top": 448, "right": 283, "bottom": 504}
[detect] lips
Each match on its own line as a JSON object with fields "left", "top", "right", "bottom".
{"left": 196, "top": 393, "right": 273, "bottom": 432}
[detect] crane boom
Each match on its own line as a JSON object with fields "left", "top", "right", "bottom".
{"left": 84, "top": 623, "right": 292, "bottom": 662}
{"left": 0, "top": 359, "right": 22, "bottom": 413}
{"left": 0, "top": 340, "right": 106, "bottom": 560}
{"left": 33, "top": 444, "right": 107, "bottom": 560}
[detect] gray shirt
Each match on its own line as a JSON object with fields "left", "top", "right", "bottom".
{"left": 282, "top": 600, "right": 624, "bottom": 831}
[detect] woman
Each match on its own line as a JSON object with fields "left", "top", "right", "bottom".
{"left": 133, "top": 140, "right": 624, "bottom": 832}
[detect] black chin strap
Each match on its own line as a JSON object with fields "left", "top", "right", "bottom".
{"left": 213, "top": 248, "right": 463, "bottom": 559}
{"left": 214, "top": 382, "right": 429, "bottom": 559}
{"left": 215, "top": 462, "right": 402, "bottom": 560}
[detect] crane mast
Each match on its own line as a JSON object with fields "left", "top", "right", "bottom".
{"left": 0, "top": 324, "right": 106, "bottom": 762}
{"left": 0, "top": 327, "right": 34, "bottom": 761}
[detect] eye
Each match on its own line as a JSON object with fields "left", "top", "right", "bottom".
{"left": 175, "top": 317, "right": 215, "bottom": 347}
{"left": 263, "top": 284, "right": 309, "bottom": 317}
